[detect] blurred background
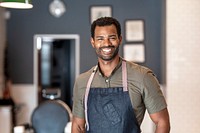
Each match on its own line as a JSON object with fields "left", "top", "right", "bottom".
{"left": 0, "top": 0, "right": 200, "bottom": 133}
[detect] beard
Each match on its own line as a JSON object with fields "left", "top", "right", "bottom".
{"left": 95, "top": 45, "right": 119, "bottom": 61}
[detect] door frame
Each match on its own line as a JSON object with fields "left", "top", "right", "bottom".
{"left": 33, "top": 34, "right": 80, "bottom": 105}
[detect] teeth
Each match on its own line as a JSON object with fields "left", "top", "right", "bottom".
{"left": 102, "top": 48, "right": 111, "bottom": 52}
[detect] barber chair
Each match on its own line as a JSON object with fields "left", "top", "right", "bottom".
{"left": 14, "top": 100, "right": 72, "bottom": 133}
{"left": 32, "top": 100, "right": 72, "bottom": 133}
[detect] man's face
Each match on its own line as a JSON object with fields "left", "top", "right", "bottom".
{"left": 91, "top": 25, "right": 122, "bottom": 61}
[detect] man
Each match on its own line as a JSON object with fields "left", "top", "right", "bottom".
{"left": 72, "top": 17, "right": 170, "bottom": 133}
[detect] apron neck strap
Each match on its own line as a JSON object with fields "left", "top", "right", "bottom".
{"left": 84, "top": 65, "right": 97, "bottom": 131}
{"left": 122, "top": 60, "right": 128, "bottom": 91}
{"left": 89, "top": 61, "right": 128, "bottom": 91}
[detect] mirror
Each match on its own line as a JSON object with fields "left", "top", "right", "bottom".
{"left": 33, "top": 34, "right": 80, "bottom": 108}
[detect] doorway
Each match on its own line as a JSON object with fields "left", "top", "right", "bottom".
{"left": 33, "top": 34, "right": 80, "bottom": 108}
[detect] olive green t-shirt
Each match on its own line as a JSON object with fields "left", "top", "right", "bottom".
{"left": 72, "top": 58, "right": 167, "bottom": 125}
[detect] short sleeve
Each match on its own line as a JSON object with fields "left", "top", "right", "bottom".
{"left": 143, "top": 71, "right": 167, "bottom": 114}
{"left": 72, "top": 80, "right": 85, "bottom": 118}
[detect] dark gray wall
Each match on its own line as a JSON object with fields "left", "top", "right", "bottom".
{"left": 6, "top": 0, "right": 166, "bottom": 84}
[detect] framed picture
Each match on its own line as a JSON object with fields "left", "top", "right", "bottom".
{"left": 125, "top": 19, "right": 145, "bottom": 42}
{"left": 90, "top": 6, "right": 112, "bottom": 23}
{"left": 123, "top": 44, "right": 145, "bottom": 63}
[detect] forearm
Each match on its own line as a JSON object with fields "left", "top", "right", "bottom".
{"left": 150, "top": 108, "right": 170, "bottom": 133}
{"left": 71, "top": 116, "right": 86, "bottom": 133}
{"left": 155, "top": 122, "right": 170, "bottom": 133}
{"left": 72, "top": 125, "right": 85, "bottom": 133}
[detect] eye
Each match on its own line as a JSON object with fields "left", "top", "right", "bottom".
{"left": 109, "top": 36, "right": 117, "bottom": 40}
{"left": 96, "top": 37, "right": 104, "bottom": 41}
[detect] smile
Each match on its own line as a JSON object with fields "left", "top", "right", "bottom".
{"left": 99, "top": 46, "right": 115, "bottom": 54}
{"left": 102, "top": 48, "right": 112, "bottom": 53}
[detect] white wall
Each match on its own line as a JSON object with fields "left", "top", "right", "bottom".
{"left": 11, "top": 84, "right": 37, "bottom": 125}
{"left": 167, "top": 0, "right": 200, "bottom": 132}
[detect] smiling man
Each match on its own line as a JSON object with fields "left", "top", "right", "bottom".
{"left": 72, "top": 17, "right": 170, "bottom": 133}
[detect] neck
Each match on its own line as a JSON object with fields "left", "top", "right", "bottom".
{"left": 98, "top": 56, "right": 120, "bottom": 77}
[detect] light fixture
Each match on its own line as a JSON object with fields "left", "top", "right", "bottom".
{"left": 0, "top": 0, "right": 33, "bottom": 9}
{"left": 49, "top": 0, "right": 66, "bottom": 18}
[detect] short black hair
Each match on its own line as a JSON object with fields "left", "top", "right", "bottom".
{"left": 91, "top": 17, "right": 121, "bottom": 38}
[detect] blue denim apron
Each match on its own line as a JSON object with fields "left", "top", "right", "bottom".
{"left": 84, "top": 61, "right": 140, "bottom": 133}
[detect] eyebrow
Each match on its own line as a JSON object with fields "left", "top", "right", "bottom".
{"left": 95, "top": 34, "right": 117, "bottom": 38}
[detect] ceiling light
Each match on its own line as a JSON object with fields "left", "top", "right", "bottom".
{"left": 0, "top": 0, "right": 33, "bottom": 9}
{"left": 49, "top": 0, "right": 66, "bottom": 18}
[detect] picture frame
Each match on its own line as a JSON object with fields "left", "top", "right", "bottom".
{"left": 123, "top": 44, "right": 145, "bottom": 63}
{"left": 90, "top": 5, "right": 112, "bottom": 23}
{"left": 125, "top": 19, "right": 145, "bottom": 42}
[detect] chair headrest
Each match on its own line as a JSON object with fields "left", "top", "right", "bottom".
{"left": 31, "top": 100, "right": 71, "bottom": 133}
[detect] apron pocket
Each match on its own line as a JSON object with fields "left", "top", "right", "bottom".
{"left": 102, "top": 101, "right": 121, "bottom": 125}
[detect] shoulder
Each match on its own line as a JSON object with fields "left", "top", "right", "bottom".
{"left": 125, "top": 60, "right": 160, "bottom": 93}
{"left": 77, "top": 67, "right": 95, "bottom": 80}
{"left": 125, "top": 60, "right": 166, "bottom": 116}
{"left": 125, "top": 60, "right": 154, "bottom": 80}
{"left": 74, "top": 66, "right": 96, "bottom": 88}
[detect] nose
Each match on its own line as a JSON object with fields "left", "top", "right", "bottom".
{"left": 103, "top": 38, "right": 112, "bottom": 46}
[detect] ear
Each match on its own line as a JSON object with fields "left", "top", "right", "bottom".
{"left": 119, "top": 35, "right": 122, "bottom": 45}
{"left": 90, "top": 37, "right": 95, "bottom": 48}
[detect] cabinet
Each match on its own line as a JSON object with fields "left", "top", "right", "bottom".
{"left": 0, "top": 106, "right": 13, "bottom": 133}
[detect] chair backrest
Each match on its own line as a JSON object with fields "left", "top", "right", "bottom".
{"left": 31, "top": 100, "right": 72, "bottom": 133}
